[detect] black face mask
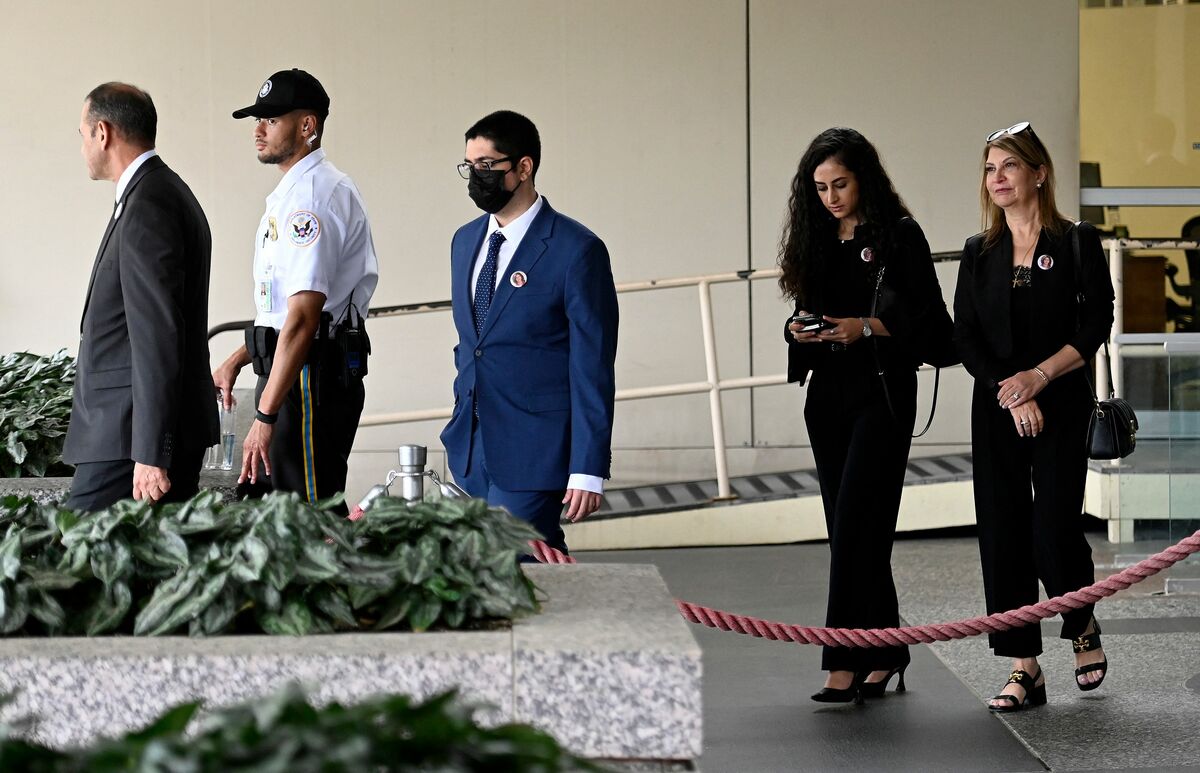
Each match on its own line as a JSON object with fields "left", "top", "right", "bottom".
{"left": 468, "top": 167, "right": 516, "bottom": 214}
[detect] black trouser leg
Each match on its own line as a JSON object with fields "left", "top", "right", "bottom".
{"left": 806, "top": 367, "right": 914, "bottom": 673}
{"left": 66, "top": 460, "right": 134, "bottom": 512}
{"left": 164, "top": 445, "right": 206, "bottom": 503}
{"left": 256, "top": 366, "right": 365, "bottom": 516}
{"left": 973, "top": 376, "right": 1096, "bottom": 656}
{"left": 1030, "top": 391, "right": 1095, "bottom": 641}
{"left": 67, "top": 444, "right": 206, "bottom": 513}
{"left": 972, "top": 384, "right": 1042, "bottom": 657}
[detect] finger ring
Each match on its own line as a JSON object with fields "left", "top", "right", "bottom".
{"left": 1013, "top": 392, "right": 1021, "bottom": 399}
{"left": 1020, "top": 420, "right": 1028, "bottom": 425}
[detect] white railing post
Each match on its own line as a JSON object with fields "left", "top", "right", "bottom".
{"left": 697, "top": 280, "right": 733, "bottom": 500}
{"left": 1104, "top": 239, "right": 1123, "bottom": 398}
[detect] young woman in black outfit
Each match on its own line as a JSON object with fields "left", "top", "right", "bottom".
{"left": 953, "top": 122, "right": 1114, "bottom": 712}
{"left": 781, "top": 128, "right": 949, "bottom": 703}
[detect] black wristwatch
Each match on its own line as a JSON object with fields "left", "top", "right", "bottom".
{"left": 255, "top": 409, "right": 278, "bottom": 425}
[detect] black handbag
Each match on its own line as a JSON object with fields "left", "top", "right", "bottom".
{"left": 1085, "top": 360, "right": 1138, "bottom": 459}
{"left": 1071, "top": 223, "right": 1138, "bottom": 460}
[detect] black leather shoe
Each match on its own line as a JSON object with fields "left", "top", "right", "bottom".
{"left": 859, "top": 665, "right": 907, "bottom": 699}
{"left": 811, "top": 672, "right": 864, "bottom": 705}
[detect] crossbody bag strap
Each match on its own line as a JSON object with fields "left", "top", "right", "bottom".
{"left": 869, "top": 264, "right": 939, "bottom": 438}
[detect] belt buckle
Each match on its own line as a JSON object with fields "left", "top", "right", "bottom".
{"left": 830, "top": 342, "right": 846, "bottom": 352}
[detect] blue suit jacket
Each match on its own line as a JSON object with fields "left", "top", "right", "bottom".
{"left": 439, "top": 199, "right": 619, "bottom": 491}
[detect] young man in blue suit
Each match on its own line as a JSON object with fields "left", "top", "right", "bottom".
{"left": 440, "top": 111, "right": 619, "bottom": 553}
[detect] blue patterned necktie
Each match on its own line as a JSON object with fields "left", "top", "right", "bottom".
{"left": 473, "top": 230, "right": 506, "bottom": 335}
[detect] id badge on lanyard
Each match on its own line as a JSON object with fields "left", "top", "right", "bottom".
{"left": 256, "top": 215, "right": 278, "bottom": 313}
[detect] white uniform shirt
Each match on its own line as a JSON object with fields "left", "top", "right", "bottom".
{"left": 469, "top": 194, "right": 603, "bottom": 496}
{"left": 252, "top": 148, "right": 379, "bottom": 331}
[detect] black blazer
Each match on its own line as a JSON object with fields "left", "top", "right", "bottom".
{"left": 952, "top": 220, "right": 1114, "bottom": 392}
{"left": 64, "top": 156, "right": 220, "bottom": 467}
{"left": 785, "top": 218, "right": 943, "bottom": 385}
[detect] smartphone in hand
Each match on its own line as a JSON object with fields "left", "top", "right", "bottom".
{"left": 790, "top": 314, "right": 835, "bottom": 333}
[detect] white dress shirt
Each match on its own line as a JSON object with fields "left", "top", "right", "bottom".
{"left": 115, "top": 149, "right": 158, "bottom": 204}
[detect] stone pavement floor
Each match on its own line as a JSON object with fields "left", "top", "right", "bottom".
{"left": 582, "top": 531, "right": 1200, "bottom": 772}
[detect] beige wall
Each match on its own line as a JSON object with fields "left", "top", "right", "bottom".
{"left": 1080, "top": 3, "right": 1200, "bottom": 304}
{"left": 0, "top": 1, "right": 1080, "bottom": 498}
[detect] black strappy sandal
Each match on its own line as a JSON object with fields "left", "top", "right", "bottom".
{"left": 988, "top": 667, "right": 1046, "bottom": 713}
{"left": 1073, "top": 619, "right": 1108, "bottom": 692}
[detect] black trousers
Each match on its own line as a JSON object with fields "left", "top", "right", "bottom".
{"left": 247, "top": 364, "right": 364, "bottom": 516}
{"left": 65, "top": 445, "right": 205, "bottom": 512}
{"left": 971, "top": 371, "right": 1095, "bottom": 657}
{"left": 804, "top": 357, "right": 915, "bottom": 673}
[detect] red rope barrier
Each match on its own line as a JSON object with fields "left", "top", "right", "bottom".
{"left": 349, "top": 504, "right": 1200, "bottom": 648}
{"left": 526, "top": 531, "right": 1200, "bottom": 647}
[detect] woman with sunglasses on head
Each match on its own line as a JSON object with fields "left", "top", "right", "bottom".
{"left": 953, "top": 122, "right": 1114, "bottom": 712}
{"left": 781, "top": 127, "right": 950, "bottom": 703}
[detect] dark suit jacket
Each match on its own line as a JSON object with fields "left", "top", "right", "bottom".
{"left": 785, "top": 218, "right": 943, "bottom": 385}
{"left": 439, "top": 199, "right": 619, "bottom": 491}
{"left": 952, "top": 220, "right": 1114, "bottom": 392}
{"left": 64, "top": 156, "right": 219, "bottom": 467}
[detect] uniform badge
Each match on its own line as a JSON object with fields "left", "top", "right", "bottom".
{"left": 510, "top": 271, "right": 527, "bottom": 288}
{"left": 268, "top": 216, "right": 278, "bottom": 241}
{"left": 861, "top": 247, "right": 874, "bottom": 263}
{"left": 259, "top": 80, "right": 273, "bottom": 98}
{"left": 1037, "top": 255, "right": 1054, "bottom": 270}
{"left": 287, "top": 211, "right": 320, "bottom": 246}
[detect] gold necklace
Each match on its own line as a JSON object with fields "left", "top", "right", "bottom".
{"left": 1015, "top": 238, "right": 1036, "bottom": 267}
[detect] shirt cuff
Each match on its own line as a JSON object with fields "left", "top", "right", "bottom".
{"left": 567, "top": 474, "right": 605, "bottom": 495}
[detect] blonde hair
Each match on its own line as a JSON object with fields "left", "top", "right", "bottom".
{"left": 979, "top": 128, "right": 1067, "bottom": 249}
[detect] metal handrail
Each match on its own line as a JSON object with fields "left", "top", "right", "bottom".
{"left": 206, "top": 250, "right": 967, "bottom": 500}
{"left": 206, "top": 252, "right": 966, "bottom": 339}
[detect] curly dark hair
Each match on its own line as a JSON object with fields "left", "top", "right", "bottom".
{"left": 777, "top": 127, "right": 911, "bottom": 304}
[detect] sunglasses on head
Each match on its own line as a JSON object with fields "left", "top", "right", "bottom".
{"left": 986, "top": 121, "right": 1032, "bottom": 142}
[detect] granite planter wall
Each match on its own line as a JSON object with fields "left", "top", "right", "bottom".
{"left": 0, "top": 563, "right": 702, "bottom": 765}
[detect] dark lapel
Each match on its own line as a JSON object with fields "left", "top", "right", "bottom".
{"left": 985, "top": 228, "right": 1014, "bottom": 350}
{"left": 80, "top": 156, "right": 165, "bottom": 328}
{"left": 454, "top": 215, "right": 489, "bottom": 342}
{"left": 477, "top": 199, "right": 556, "bottom": 342}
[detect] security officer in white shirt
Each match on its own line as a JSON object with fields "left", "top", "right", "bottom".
{"left": 213, "top": 69, "right": 378, "bottom": 514}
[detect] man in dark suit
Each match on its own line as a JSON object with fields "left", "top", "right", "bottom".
{"left": 440, "top": 110, "right": 619, "bottom": 553}
{"left": 64, "top": 82, "right": 219, "bottom": 511}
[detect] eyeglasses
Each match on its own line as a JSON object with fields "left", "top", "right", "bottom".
{"left": 456, "top": 156, "right": 516, "bottom": 179}
{"left": 986, "top": 121, "right": 1032, "bottom": 142}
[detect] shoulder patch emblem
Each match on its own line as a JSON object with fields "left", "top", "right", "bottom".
{"left": 287, "top": 211, "right": 321, "bottom": 246}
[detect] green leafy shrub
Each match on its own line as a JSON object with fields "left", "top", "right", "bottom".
{"left": 0, "top": 351, "right": 75, "bottom": 478}
{"left": 0, "top": 490, "right": 540, "bottom": 636}
{"left": 0, "top": 686, "right": 603, "bottom": 772}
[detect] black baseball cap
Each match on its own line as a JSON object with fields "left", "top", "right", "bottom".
{"left": 232, "top": 69, "right": 329, "bottom": 120}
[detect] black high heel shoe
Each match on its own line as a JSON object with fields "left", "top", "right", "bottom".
{"left": 988, "top": 667, "right": 1046, "bottom": 713}
{"left": 1073, "top": 618, "right": 1108, "bottom": 692}
{"left": 811, "top": 672, "right": 865, "bottom": 705}
{"left": 859, "top": 665, "right": 907, "bottom": 699}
